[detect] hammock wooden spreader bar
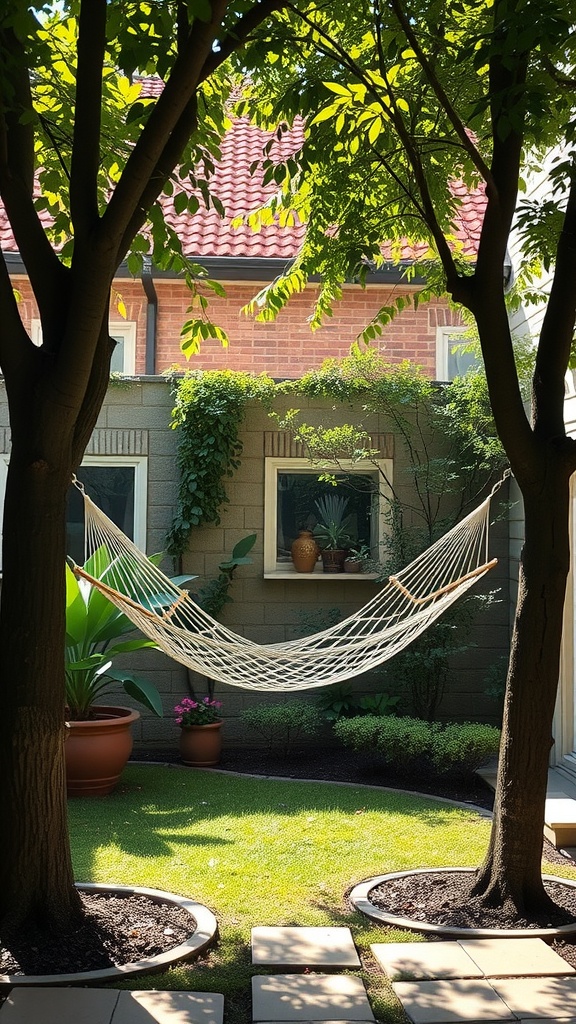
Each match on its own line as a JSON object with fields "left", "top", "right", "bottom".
{"left": 388, "top": 558, "right": 499, "bottom": 605}
{"left": 70, "top": 474, "right": 507, "bottom": 691}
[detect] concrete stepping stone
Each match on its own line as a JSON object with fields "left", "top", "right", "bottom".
{"left": 371, "top": 941, "right": 483, "bottom": 980}
{"left": 115, "top": 990, "right": 225, "bottom": 1023}
{"left": 391, "top": 979, "right": 516, "bottom": 1022}
{"left": 0, "top": 988, "right": 224, "bottom": 1024}
{"left": 252, "top": 927, "right": 360, "bottom": 967}
{"left": 252, "top": 974, "right": 374, "bottom": 1021}
{"left": 492, "top": 975, "right": 576, "bottom": 1018}
{"left": 459, "top": 937, "right": 575, "bottom": 978}
{"left": 0, "top": 988, "right": 119, "bottom": 1024}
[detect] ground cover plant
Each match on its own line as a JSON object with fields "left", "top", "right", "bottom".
{"left": 64, "top": 763, "right": 570, "bottom": 1023}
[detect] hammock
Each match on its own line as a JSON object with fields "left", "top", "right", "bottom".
{"left": 70, "top": 476, "right": 506, "bottom": 691}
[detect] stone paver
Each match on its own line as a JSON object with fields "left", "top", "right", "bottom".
{"left": 391, "top": 979, "right": 516, "bottom": 1023}
{"left": 492, "top": 976, "right": 576, "bottom": 1018}
{"left": 0, "top": 989, "right": 224, "bottom": 1024}
{"left": 459, "top": 937, "right": 575, "bottom": 978}
{"left": 251, "top": 974, "right": 374, "bottom": 1021}
{"left": 370, "top": 941, "right": 483, "bottom": 981}
{"left": 114, "top": 991, "right": 225, "bottom": 1023}
{"left": 0, "top": 988, "right": 119, "bottom": 1024}
{"left": 252, "top": 927, "right": 360, "bottom": 968}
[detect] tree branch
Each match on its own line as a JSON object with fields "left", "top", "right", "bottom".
{"left": 388, "top": 0, "right": 496, "bottom": 192}
{"left": 0, "top": 251, "right": 34, "bottom": 383}
{"left": 99, "top": 0, "right": 232, "bottom": 256}
{"left": 0, "top": 30, "right": 66, "bottom": 312}
{"left": 112, "top": 0, "right": 287, "bottom": 263}
{"left": 533, "top": 178, "right": 576, "bottom": 440}
{"left": 70, "top": 0, "right": 107, "bottom": 237}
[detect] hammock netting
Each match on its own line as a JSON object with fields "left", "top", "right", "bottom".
{"left": 71, "top": 478, "right": 502, "bottom": 691}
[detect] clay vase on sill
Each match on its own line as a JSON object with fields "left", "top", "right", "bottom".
{"left": 291, "top": 530, "right": 320, "bottom": 573}
{"left": 321, "top": 549, "right": 347, "bottom": 573}
{"left": 179, "top": 721, "right": 223, "bottom": 767}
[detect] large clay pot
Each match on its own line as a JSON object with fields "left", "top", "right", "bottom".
{"left": 291, "top": 530, "right": 320, "bottom": 572}
{"left": 65, "top": 705, "right": 140, "bottom": 797}
{"left": 179, "top": 721, "right": 223, "bottom": 767}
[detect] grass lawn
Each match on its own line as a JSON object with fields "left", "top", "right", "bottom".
{"left": 67, "top": 763, "right": 568, "bottom": 1024}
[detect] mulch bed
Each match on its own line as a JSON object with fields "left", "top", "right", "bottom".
{"left": 4, "top": 747, "right": 576, "bottom": 977}
{"left": 0, "top": 892, "right": 192, "bottom": 977}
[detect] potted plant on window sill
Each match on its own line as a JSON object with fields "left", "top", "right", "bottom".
{"left": 313, "top": 494, "right": 353, "bottom": 573}
{"left": 174, "top": 696, "right": 223, "bottom": 766}
{"left": 65, "top": 551, "right": 166, "bottom": 796}
{"left": 343, "top": 544, "right": 372, "bottom": 573}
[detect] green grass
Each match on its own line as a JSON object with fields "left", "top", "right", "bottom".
{"left": 65, "top": 764, "right": 556, "bottom": 1023}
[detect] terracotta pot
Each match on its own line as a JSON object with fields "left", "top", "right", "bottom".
{"left": 344, "top": 558, "right": 364, "bottom": 573}
{"left": 321, "top": 549, "right": 347, "bottom": 573}
{"left": 291, "top": 530, "right": 320, "bottom": 572}
{"left": 179, "top": 721, "right": 223, "bottom": 767}
{"left": 65, "top": 705, "right": 140, "bottom": 797}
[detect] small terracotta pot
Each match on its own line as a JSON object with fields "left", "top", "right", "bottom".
{"left": 344, "top": 559, "right": 364, "bottom": 573}
{"left": 321, "top": 549, "right": 347, "bottom": 573}
{"left": 291, "top": 530, "right": 320, "bottom": 572}
{"left": 65, "top": 705, "right": 140, "bottom": 797}
{"left": 179, "top": 721, "right": 223, "bottom": 767}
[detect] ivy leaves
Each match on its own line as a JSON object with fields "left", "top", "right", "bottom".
{"left": 166, "top": 370, "right": 275, "bottom": 559}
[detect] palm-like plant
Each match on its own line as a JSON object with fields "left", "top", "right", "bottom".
{"left": 313, "top": 493, "right": 354, "bottom": 550}
{"left": 65, "top": 549, "right": 164, "bottom": 721}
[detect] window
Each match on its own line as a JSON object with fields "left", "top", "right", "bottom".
{"left": 31, "top": 320, "right": 137, "bottom": 375}
{"left": 263, "top": 457, "right": 393, "bottom": 577}
{"left": 436, "top": 327, "right": 479, "bottom": 381}
{"left": 0, "top": 455, "right": 147, "bottom": 570}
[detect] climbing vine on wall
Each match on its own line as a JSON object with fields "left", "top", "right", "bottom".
{"left": 166, "top": 369, "right": 275, "bottom": 559}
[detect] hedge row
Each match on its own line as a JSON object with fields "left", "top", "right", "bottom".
{"left": 333, "top": 715, "right": 500, "bottom": 776}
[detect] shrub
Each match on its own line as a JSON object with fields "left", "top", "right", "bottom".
{"left": 240, "top": 700, "right": 322, "bottom": 756}
{"left": 431, "top": 722, "right": 501, "bottom": 776}
{"left": 334, "top": 714, "right": 434, "bottom": 772}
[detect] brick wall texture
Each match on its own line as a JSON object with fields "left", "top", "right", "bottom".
{"left": 12, "top": 274, "right": 463, "bottom": 379}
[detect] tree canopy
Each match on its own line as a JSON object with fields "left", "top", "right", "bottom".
{"left": 235, "top": 0, "right": 576, "bottom": 913}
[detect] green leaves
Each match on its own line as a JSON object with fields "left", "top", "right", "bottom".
{"left": 65, "top": 554, "right": 162, "bottom": 720}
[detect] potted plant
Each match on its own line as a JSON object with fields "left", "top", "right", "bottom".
{"left": 313, "top": 493, "right": 354, "bottom": 573}
{"left": 174, "top": 696, "right": 224, "bottom": 766}
{"left": 343, "top": 543, "right": 372, "bottom": 573}
{"left": 65, "top": 549, "right": 165, "bottom": 796}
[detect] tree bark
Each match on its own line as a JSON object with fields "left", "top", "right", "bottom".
{"left": 0, "top": 431, "right": 81, "bottom": 932}
{"left": 472, "top": 460, "right": 573, "bottom": 912}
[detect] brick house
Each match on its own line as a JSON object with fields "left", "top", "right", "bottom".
{"left": 0, "top": 116, "right": 510, "bottom": 750}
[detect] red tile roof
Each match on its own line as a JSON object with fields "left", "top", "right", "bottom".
{"left": 0, "top": 89, "right": 486, "bottom": 263}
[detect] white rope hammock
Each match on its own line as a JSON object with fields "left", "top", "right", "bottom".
{"left": 70, "top": 477, "right": 506, "bottom": 691}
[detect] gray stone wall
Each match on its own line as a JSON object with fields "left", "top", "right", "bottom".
{"left": 0, "top": 377, "right": 510, "bottom": 754}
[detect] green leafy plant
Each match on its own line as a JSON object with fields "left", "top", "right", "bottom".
{"left": 335, "top": 713, "right": 500, "bottom": 778}
{"left": 65, "top": 551, "right": 162, "bottom": 722}
{"left": 313, "top": 493, "right": 353, "bottom": 550}
{"left": 317, "top": 684, "right": 399, "bottom": 722}
{"left": 239, "top": 700, "right": 322, "bottom": 756}
{"left": 167, "top": 370, "right": 275, "bottom": 559}
{"left": 431, "top": 723, "right": 501, "bottom": 776}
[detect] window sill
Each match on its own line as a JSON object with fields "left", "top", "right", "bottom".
{"left": 264, "top": 570, "right": 380, "bottom": 580}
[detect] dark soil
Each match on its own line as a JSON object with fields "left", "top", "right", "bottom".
{"left": 369, "top": 870, "right": 576, "bottom": 930}
{"left": 4, "top": 747, "right": 576, "bottom": 977}
{"left": 0, "top": 892, "right": 192, "bottom": 977}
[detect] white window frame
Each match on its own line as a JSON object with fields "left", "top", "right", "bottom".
{"left": 436, "top": 326, "right": 474, "bottom": 381}
{"left": 31, "top": 320, "right": 137, "bottom": 375}
{"left": 263, "top": 456, "right": 393, "bottom": 578}
{"left": 0, "top": 455, "right": 147, "bottom": 571}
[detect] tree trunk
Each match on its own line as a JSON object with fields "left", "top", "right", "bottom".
{"left": 0, "top": 433, "right": 82, "bottom": 934}
{"left": 472, "top": 464, "right": 572, "bottom": 912}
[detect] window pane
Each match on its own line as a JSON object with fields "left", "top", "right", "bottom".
{"left": 276, "top": 473, "right": 376, "bottom": 562}
{"left": 110, "top": 335, "right": 125, "bottom": 374}
{"left": 67, "top": 466, "right": 135, "bottom": 564}
{"left": 447, "top": 342, "right": 478, "bottom": 378}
